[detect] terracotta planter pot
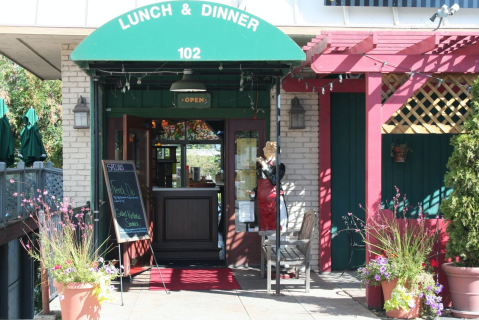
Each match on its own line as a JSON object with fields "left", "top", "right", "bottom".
{"left": 393, "top": 147, "right": 407, "bottom": 162}
{"left": 381, "top": 278, "right": 421, "bottom": 319}
{"left": 53, "top": 279, "right": 101, "bottom": 320}
{"left": 442, "top": 262, "right": 479, "bottom": 319}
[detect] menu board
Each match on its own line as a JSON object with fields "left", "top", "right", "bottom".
{"left": 236, "top": 138, "right": 257, "bottom": 169}
{"left": 102, "top": 160, "right": 150, "bottom": 243}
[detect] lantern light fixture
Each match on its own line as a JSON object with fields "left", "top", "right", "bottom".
{"left": 72, "top": 95, "right": 90, "bottom": 129}
{"left": 289, "top": 97, "right": 306, "bottom": 129}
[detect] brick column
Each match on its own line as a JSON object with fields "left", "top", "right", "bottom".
{"left": 61, "top": 44, "right": 91, "bottom": 206}
{"left": 270, "top": 87, "right": 320, "bottom": 270}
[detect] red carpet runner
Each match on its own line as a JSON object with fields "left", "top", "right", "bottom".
{"left": 149, "top": 268, "right": 241, "bottom": 291}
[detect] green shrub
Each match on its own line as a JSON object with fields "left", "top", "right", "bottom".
{"left": 440, "top": 77, "right": 479, "bottom": 267}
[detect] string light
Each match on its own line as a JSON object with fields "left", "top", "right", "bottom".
{"left": 305, "top": 82, "right": 308, "bottom": 90}
{"left": 362, "top": 54, "right": 473, "bottom": 95}
{"left": 339, "top": 75, "right": 343, "bottom": 83}
{"left": 321, "top": 87, "right": 325, "bottom": 95}
{"left": 312, "top": 87, "right": 315, "bottom": 93}
{"left": 437, "top": 79, "right": 443, "bottom": 88}
{"left": 219, "top": 62, "right": 223, "bottom": 71}
{"left": 330, "top": 83, "right": 333, "bottom": 91}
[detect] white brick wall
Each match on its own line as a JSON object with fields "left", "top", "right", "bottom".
{"left": 270, "top": 85, "right": 320, "bottom": 270}
{"left": 61, "top": 43, "right": 91, "bottom": 206}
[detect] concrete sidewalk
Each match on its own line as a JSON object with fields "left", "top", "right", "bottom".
{"left": 51, "top": 269, "right": 379, "bottom": 320}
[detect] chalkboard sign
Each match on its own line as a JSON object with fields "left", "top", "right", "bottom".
{"left": 102, "top": 160, "right": 150, "bottom": 243}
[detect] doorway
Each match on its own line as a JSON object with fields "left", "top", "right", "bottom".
{"left": 330, "top": 93, "right": 366, "bottom": 271}
{"left": 107, "top": 116, "right": 266, "bottom": 267}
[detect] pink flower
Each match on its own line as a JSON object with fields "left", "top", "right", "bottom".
{"left": 348, "top": 212, "right": 352, "bottom": 216}
{"left": 13, "top": 192, "right": 18, "bottom": 196}
{"left": 59, "top": 295, "right": 64, "bottom": 301}
{"left": 43, "top": 190, "right": 48, "bottom": 195}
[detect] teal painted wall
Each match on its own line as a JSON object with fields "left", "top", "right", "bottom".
{"left": 381, "top": 134, "right": 454, "bottom": 218}
{"left": 330, "top": 93, "right": 455, "bottom": 271}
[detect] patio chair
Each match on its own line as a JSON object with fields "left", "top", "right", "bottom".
{"left": 259, "top": 209, "right": 318, "bottom": 293}
{"left": 341, "top": 215, "right": 366, "bottom": 276}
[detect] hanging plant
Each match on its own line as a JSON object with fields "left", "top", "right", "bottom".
{"left": 390, "top": 141, "right": 412, "bottom": 163}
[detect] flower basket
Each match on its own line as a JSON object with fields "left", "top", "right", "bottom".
{"left": 392, "top": 147, "right": 407, "bottom": 162}
{"left": 390, "top": 143, "right": 412, "bottom": 163}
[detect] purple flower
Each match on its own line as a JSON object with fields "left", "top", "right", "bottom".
{"left": 427, "top": 286, "right": 431, "bottom": 290}
{"left": 59, "top": 295, "right": 65, "bottom": 301}
{"left": 374, "top": 275, "right": 381, "bottom": 281}
{"left": 419, "top": 293, "right": 424, "bottom": 298}
{"left": 88, "top": 268, "right": 94, "bottom": 272}
{"left": 98, "top": 257, "right": 104, "bottom": 263}
{"left": 384, "top": 273, "right": 389, "bottom": 278}
{"left": 438, "top": 303, "right": 444, "bottom": 310}
{"left": 435, "top": 285, "right": 443, "bottom": 294}
{"left": 380, "top": 266, "right": 386, "bottom": 274}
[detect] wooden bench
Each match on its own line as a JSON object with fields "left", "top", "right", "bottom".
{"left": 259, "top": 209, "right": 318, "bottom": 293}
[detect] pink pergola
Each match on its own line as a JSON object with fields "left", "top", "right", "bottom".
{"left": 284, "top": 30, "right": 479, "bottom": 309}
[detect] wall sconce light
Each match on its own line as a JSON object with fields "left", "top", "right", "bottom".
{"left": 289, "top": 97, "right": 306, "bottom": 129}
{"left": 72, "top": 96, "right": 89, "bottom": 129}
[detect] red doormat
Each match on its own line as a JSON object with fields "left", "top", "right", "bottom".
{"left": 149, "top": 268, "right": 241, "bottom": 291}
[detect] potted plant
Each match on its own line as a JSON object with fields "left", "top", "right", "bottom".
{"left": 390, "top": 141, "right": 412, "bottom": 162}
{"left": 440, "top": 77, "right": 479, "bottom": 318}
{"left": 12, "top": 179, "right": 122, "bottom": 320}
{"left": 337, "top": 187, "right": 444, "bottom": 318}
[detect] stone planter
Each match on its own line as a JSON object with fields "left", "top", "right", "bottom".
{"left": 442, "top": 262, "right": 479, "bottom": 319}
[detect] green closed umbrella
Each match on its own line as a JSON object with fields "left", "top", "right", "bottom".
{"left": 0, "top": 98, "right": 15, "bottom": 166}
{"left": 19, "top": 108, "right": 47, "bottom": 167}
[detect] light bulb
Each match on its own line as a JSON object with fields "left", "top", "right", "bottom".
{"left": 322, "top": 87, "right": 325, "bottom": 95}
{"left": 339, "top": 75, "right": 343, "bottom": 83}
{"left": 137, "top": 78, "right": 142, "bottom": 85}
{"left": 329, "top": 83, "right": 333, "bottom": 91}
{"left": 219, "top": 63, "right": 223, "bottom": 71}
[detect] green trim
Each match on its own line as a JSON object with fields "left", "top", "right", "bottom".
{"left": 90, "top": 81, "right": 95, "bottom": 205}
{"left": 105, "top": 107, "right": 265, "bottom": 118}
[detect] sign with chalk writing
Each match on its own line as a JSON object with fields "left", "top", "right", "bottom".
{"left": 102, "top": 160, "right": 150, "bottom": 243}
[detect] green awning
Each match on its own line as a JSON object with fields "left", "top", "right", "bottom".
{"left": 71, "top": 1, "right": 305, "bottom": 66}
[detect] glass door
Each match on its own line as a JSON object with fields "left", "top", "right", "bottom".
{"left": 225, "top": 119, "right": 265, "bottom": 266}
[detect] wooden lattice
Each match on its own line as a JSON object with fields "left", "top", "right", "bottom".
{"left": 381, "top": 74, "right": 476, "bottom": 134}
